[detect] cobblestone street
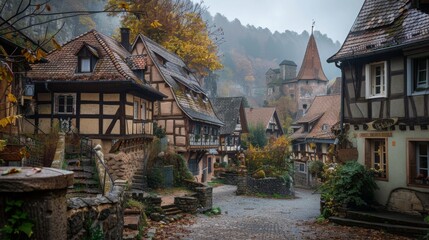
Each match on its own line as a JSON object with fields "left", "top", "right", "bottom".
{"left": 182, "top": 185, "right": 411, "bottom": 240}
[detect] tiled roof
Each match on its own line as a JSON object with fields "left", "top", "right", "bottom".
{"left": 296, "top": 33, "right": 328, "bottom": 81}
{"left": 328, "top": 0, "right": 429, "bottom": 62}
{"left": 28, "top": 30, "right": 141, "bottom": 82}
{"left": 245, "top": 107, "right": 275, "bottom": 129}
{"left": 290, "top": 94, "right": 340, "bottom": 140}
{"left": 134, "top": 34, "right": 223, "bottom": 126}
{"left": 327, "top": 77, "right": 342, "bottom": 95}
{"left": 212, "top": 97, "right": 247, "bottom": 135}
{"left": 125, "top": 55, "right": 147, "bottom": 70}
{"left": 280, "top": 60, "right": 297, "bottom": 66}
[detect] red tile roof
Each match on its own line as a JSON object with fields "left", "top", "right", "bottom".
{"left": 28, "top": 29, "right": 143, "bottom": 83}
{"left": 245, "top": 107, "right": 276, "bottom": 129}
{"left": 328, "top": 0, "right": 429, "bottom": 62}
{"left": 290, "top": 94, "right": 340, "bottom": 140}
{"left": 296, "top": 33, "right": 328, "bottom": 81}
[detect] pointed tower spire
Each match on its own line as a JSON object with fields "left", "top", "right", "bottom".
{"left": 296, "top": 28, "right": 328, "bottom": 81}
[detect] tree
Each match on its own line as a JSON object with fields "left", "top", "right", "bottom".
{"left": 247, "top": 123, "right": 267, "bottom": 148}
{"left": 106, "top": 0, "right": 223, "bottom": 76}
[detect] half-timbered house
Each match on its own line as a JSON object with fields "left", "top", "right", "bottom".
{"left": 130, "top": 32, "right": 223, "bottom": 182}
{"left": 290, "top": 94, "right": 340, "bottom": 187}
{"left": 211, "top": 97, "right": 249, "bottom": 163}
{"left": 328, "top": 0, "right": 429, "bottom": 213}
{"left": 26, "top": 29, "right": 165, "bottom": 152}
{"left": 245, "top": 107, "right": 284, "bottom": 139}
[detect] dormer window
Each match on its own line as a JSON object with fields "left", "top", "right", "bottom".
{"left": 76, "top": 43, "right": 99, "bottom": 73}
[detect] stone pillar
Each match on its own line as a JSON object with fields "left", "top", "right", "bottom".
{"left": 0, "top": 167, "right": 73, "bottom": 240}
{"left": 194, "top": 186, "right": 213, "bottom": 211}
{"left": 236, "top": 175, "right": 247, "bottom": 195}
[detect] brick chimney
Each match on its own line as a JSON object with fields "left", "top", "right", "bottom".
{"left": 120, "top": 27, "right": 130, "bottom": 52}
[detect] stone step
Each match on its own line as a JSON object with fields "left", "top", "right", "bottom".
{"left": 72, "top": 171, "right": 94, "bottom": 179}
{"left": 122, "top": 229, "right": 139, "bottom": 240}
{"left": 73, "top": 179, "right": 99, "bottom": 188}
{"left": 123, "top": 215, "right": 140, "bottom": 230}
{"left": 131, "top": 183, "right": 145, "bottom": 190}
{"left": 132, "top": 174, "right": 145, "bottom": 180}
{"left": 66, "top": 158, "right": 93, "bottom": 167}
{"left": 346, "top": 210, "right": 429, "bottom": 228}
{"left": 161, "top": 204, "right": 183, "bottom": 216}
{"left": 67, "top": 188, "right": 102, "bottom": 195}
{"left": 124, "top": 208, "right": 141, "bottom": 215}
{"left": 329, "top": 216, "right": 429, "bottom": 238}
{"left": 67, "top": 166, "right": 96, "bottom": 173}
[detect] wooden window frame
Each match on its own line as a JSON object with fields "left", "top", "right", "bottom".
{"left": 133, "top": 101, "right": 139, "bottom": 120}
{"left": 54, "top": 93, "right": 76, "bottom": 115}
{"left": 407, "top": 139, "right": 429, "bottom": 188}
{"left": 365, "top": 61, "right": 388, "bottom": 99}
{"left": 364, "top": 138, "right": 389, "bottom": 181}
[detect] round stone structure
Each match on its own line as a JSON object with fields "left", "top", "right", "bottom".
{"left": 0, "top": 167, "right": 73, "bottom": 240}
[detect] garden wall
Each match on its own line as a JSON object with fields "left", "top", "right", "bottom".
{"left": 246, "top": 177, "right": 294, "bottom": 196}
{"left": 104, "top": 150, "right": 145, "bottom": 183}
{"left": 183, "top": 180, "right": 213, "bottom": 212}
{"left": 67, "top": 184, "right": 125, "bottom": 240}
{"left": 220, "top": 172, "right": 239, "bottom": 185}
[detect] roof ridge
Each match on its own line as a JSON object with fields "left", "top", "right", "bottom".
{"left": 47, "top": 29, "right": 97, "bottom": 55}
{"left": 93, "top": 31, "right": 133, "bottom": 81}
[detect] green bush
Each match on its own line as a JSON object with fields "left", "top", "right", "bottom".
{"left": 147, "top": 168, "right": 164, "bottom": 189}
{"left": 320, "top": 161, "right": 378, "bottom": 217}
{"left": 308, "top": 161, "right": 324, "bottom": 175}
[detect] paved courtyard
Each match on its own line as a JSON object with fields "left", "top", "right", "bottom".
{"left": 182, "top": 185, "right": 410, "bottom": 240}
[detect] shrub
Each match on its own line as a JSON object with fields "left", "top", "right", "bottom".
{"left": 308, "top": 161, "right": 324, "bottom": 176}
{"left": 320, "top": 161, "right": 378, "bottom": 217}
{"left": 147, "top": 167, "right": 164, "bottom": 189}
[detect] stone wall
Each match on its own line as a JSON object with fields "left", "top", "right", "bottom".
{"left": 221, "top": 172, "right": 239, "bottom": 185}
{"left": 67, "top": 184, "right": 125, "bottom": 240}
{"left": 104, "top": 150, "right": 145, "bottom": 183}
{"left": 247, "top": 177, "right": 294, "bottom": 196}
{"left": 174, "top": 196, "right": 199, "bottom": 213}
{"left": 387, "top": 188, "right": 429, "bottom": 215}
{"left": 183, "top": 180, "right": 213, "bottom": 211}
{"left": 236, "top": 175, "right": 247, "bottom": 195}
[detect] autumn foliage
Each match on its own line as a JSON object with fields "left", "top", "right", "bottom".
{"left": 245, "top": 136, "right": 291, "bottom": 176}
{"left": 106, "top": 0, "right": 222, "bottom": 76}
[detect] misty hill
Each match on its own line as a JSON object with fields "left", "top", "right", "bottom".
{"left": 203, "top": 13, "right": 342, "bottom": 104}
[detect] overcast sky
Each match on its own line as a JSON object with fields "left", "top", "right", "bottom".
{"left": 194, "top": 0, "right": 365, "bottom": 43}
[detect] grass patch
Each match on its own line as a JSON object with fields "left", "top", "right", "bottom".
{"left": 204, "top": 207, "right": 222, "bottom": 217}
{"left": 207, "top": 178, "right": 225, "bottom": 187}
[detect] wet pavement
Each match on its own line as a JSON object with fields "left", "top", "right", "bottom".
{"left": 183, "top": 185, "right": 410, "bottom": 240}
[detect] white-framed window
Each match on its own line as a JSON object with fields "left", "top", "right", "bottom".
{"left": 55, "top": 93, "right": 75, "bottom": 114}
{"left": 141, "top": 102, "right": 146, "bottom": 120}
{"left": 407, "top": 55, "right": 429, "bottom": 95}
{"left": 365, "top": 61, "right": 387, "bottom": 98}
{"left": 298, "top": 162, "right": 306, "bottom": 173}
{"left": 407, "top": 140, "right": 429, "bottom": 186}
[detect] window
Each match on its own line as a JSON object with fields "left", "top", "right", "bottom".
{"left": 80, "top": 57, "right": 91, "bottom": 72}
{"left": 408, "top": 140, "right": 429, "bottom": 186}
{"left": 365, "top": 62, "right": 387, "bottom": 98}
{"left": 365, "top": 138, "right": 388, "bottom": 180}
{"left": 407, "top": 55, "right": 429, "bottom": 95}
{"left": 188, "top": 159, "right": 199, "bottom": 176}
{"left": 298, "top": 162, "right": 306, "bottom": 173}
{"left": 133, "top": 101, "right": 139, "bottom": 119}
{"left": 141, "top": 102, "right": 146, "bottom": 120}
{"left": 208, "top": 157, "right": 212, "bottom": 173}
{"left": 55, "top": 94, "right": 75, "bottom": 114}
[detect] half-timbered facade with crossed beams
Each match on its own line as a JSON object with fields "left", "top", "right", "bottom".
{"left": 328, "top": 0, "right": 429, "bottom": 213}
{"left": 26, "top": 29, "right": 165, "bottom": 152}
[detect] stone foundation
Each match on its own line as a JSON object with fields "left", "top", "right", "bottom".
{"left": 387, "top": 188, "right": 429, "bottom": 215}
{"left": 247, "top": 177, "right": 294, "bottom": 196}
{"left": 174, "top": 196, "right": 199, "bottom": 213}
{"left": 67, "top": 185, "right": 125, "bottom": 240}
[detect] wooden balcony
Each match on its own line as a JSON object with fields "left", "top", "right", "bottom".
{"left": 189, "top": 134, "right": 219, "bottom": 148}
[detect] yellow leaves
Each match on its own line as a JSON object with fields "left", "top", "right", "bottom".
{"left": 0, "top": 61, "right": 13, "bottom": 83}
{"left": 0, "top": 115, "right": 21, "bottom": 128}
{"left": 52, "top": 38, "right": 62, "bottom": 51}
{"left": 0, "top": 45, "right": 8, "bottom": 57}
{"left": 21, "top": 48, "right": 46, "bottom": 63}
{"left": 150, "top": 20, "right": 163, "bottom": 28}
{"left": 7, "top": 93, "right": 17, "bottom": 103}
{"left": 117, "top": 2, "right": 130, "bottom": 11}
{"left": 19, "top": 147, "right": 30, "bottom": 159}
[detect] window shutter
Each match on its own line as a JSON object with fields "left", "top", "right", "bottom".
{"left": 408, "top": 141, "right": 417, "bottom": 184}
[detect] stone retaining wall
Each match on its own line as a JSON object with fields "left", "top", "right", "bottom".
{"left": 247, "top": 177, "right": 294, "bottom": 196}
{"left": 104, "top": 150, "right": 145, "bottom": 183}
{"left": 183, "top": 180, "right": 213, "bottom": 211}
{"left": 174, "top": 196, "right": 199, "bottom": 213}
{"left": 221, "top": 172, "right": 239, "bottom": 185}
{"left": 67, "top": 184, "right": 125, "bottom": 240}
{"left": 387, "top": 188, "right": 429, "bottom": 215}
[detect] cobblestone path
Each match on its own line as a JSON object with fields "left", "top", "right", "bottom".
{"left": 184, "top": 185, "right": 410, "bottom": 240}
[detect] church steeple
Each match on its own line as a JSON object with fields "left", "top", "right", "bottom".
{"left": 296, "top": 28, "right": 328, "bottom": 81}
